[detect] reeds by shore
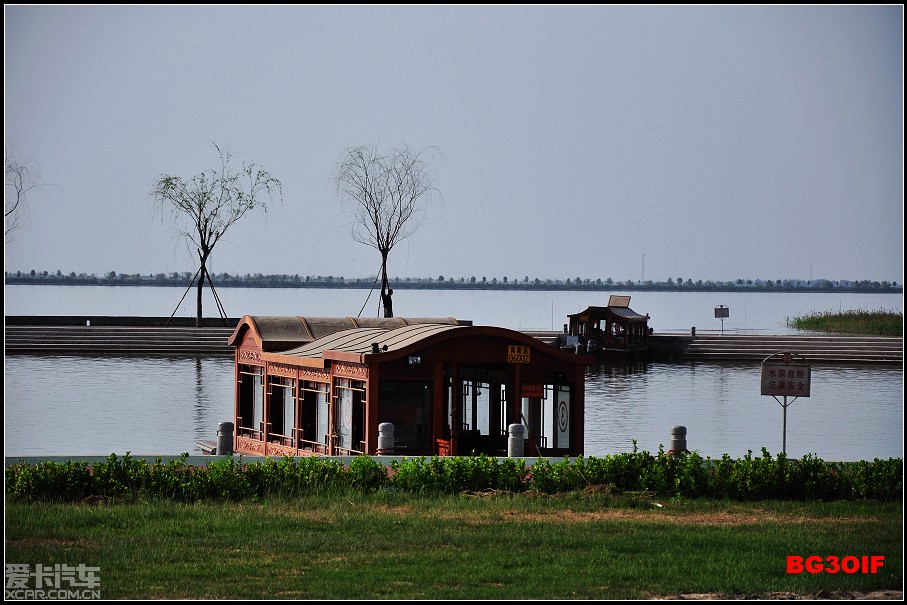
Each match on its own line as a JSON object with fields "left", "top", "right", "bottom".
{"left": 787, "top": 309, "right": 903, "bottom": 336}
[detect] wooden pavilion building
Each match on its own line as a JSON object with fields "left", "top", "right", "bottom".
{"left": 567, "top": 295, "right": 652, "bottom": 363}
{"left": 227, "top": 316, "right": 594, "bottom": 458}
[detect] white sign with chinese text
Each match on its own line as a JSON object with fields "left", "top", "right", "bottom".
{"left": 761, "top": 363, "right": 811, "bottom": 397}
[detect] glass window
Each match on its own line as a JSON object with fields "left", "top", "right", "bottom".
{"left": 237, "top": 364, "right": 264, "bottom": 438}
{"left": 379, "top": 381, "right": 433, "bottom": 453}
{"left": 299, "top": 381, "right": 330, "bottom": 452}
{"left": 333, "top": 378, "right": 365, "bottom": 454}
{"left": 555, "top": 385, "right": 571, "bottom": 449}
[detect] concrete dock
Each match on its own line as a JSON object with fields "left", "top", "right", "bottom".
{"left": 5, "top": 318, "right": 903, "bottom": 364}
{"left": 4, "top": 324, "right": 235, "bottom": 356}
{"left": 649, "top": 333, "right": 902, "bottom": 364}
{"left": 505, "top": 330, "right": 902, "bottom": 365}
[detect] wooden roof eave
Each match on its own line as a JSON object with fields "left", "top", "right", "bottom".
{"left": 227, "top": 315, "right": 264, "bottom": 349}
{"left": 260, "top": 351, "right": 327, "bottom": 369}
{"left": 254, "top": 325, "right": 595, "bottom": 368}
{"left": 323, "top": 350, "right": 367, "bottom": 364}
{"left": 228, "top": 315, "right": 466, "bottom": 350}
{"left": 361, "top": 325, "right": 596, "bottom": 366}
{"left": 569, "top": 306, "right": 649, "bottom": 323}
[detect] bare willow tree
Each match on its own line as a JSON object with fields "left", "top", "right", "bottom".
{"left": 4, "top": 143, "right": 48, "bottom": 243}
{"left": 150, "top": 143, "right": 282, "bottom": 326}
{"left": 332, "top": 142, "right": 442, "bottom": 317}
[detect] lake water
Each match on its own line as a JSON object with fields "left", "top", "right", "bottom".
{"left": 5, "top": 284, "right": 903, "bottom": 333}
{"left": 4, "top": 286, "right": 904, "bottom": 461}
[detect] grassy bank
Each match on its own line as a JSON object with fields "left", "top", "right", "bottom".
{"left": 787, "top": 309, "right": 903, "bottom": 336}
{"left": 5, "top": 492, "right": 902, "bottom": 599}
{"left": 8, "top": 451, "right": 901, "bottom": 503}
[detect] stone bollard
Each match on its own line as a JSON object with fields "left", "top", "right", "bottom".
{"left": 377, "top": 422, "right": 395, "bottom": 455}
{"left": 216, "top": 422, "right": 234, "bottom": 456}
{"left": 691, "top": 326, "right": 696, "bottom": 337}
{"left": 669, "top": 425, "right": 687, "bottom": 455}
{"left": 508, "top": 423, "right": 525, "bottom": 458}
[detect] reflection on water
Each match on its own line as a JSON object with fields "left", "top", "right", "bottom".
{"left": 584, "top": 361, "right": 903, "bottom": 461}
{"left": 193, "top": 357, "right": 219, "bottom": 444}
{"left": 4, "top": 355, "right": 903, "bottom": 462}
{"left": 5, "top": 285, "right": 903, "bottom": 334}
{"left": 5, "top": 355, "right": 235, "bottom": 457}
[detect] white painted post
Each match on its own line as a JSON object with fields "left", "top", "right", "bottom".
{"left": 377, "top": 422, "right": 395, "bottom": 455}
{"left": 508, "top": 423, "right": 525, "bottom": 457}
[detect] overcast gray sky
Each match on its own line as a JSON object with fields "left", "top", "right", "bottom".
{"left": 4, "top": 5, "right": 903, "bottom": 284}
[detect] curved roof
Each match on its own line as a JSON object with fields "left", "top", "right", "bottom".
{"left": 609, "top": 307, "right": 650, "bottom": 321}
{"left": 263, "top": 324, "right": 593, "bottom": 366}
{"left": 568, "top": 306, "right": 649, "bottom": 322}
{"left": 276, "top": 323, "right": 463, "bottom": 359}
{"left": 227, "top": 315, "right": 466, "bottom": 350}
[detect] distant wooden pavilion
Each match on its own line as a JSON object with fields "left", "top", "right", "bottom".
{"left": 227, "top": 316, "right": 594, "bottom": 457}
{"left": 567, "top": 295, "right": 651, "bottom": 362}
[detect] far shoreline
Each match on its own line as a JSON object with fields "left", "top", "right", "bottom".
{"left": 5, "top": 277, "right": 902, "bottom": 295}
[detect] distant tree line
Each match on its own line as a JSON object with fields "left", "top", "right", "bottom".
{"left": 5, "top": 270, "right": 901, "bottom": 293}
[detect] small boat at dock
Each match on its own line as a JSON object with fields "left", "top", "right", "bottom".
{"left": 565, "top": 295, "right": 652, "bottom": 364}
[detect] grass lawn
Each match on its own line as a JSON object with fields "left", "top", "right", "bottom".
{"left": 5, "top": 491, "right": 902, "bottom": 599}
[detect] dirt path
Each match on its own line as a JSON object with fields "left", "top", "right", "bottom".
{"left": 665, "top": 590, "right": 903, "bottom": 600}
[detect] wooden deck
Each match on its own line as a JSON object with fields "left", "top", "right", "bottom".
{"left": 195, "top": 440, "right": 219, "bottom": 455}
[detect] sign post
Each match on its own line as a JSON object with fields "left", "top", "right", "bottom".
{"left": 760, "top": 352, "right": 811, "bottom": 455}
{"left": 714, "top": 305, "right": 729, "bottom": 335}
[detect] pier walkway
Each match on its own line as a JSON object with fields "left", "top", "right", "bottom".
{"left": 5, "top": 319, "right": 903, "bottom": 364}
{"left": 5, "top": 321, "right": 235, "bottom": 356}
{"left": 518, "top": 330, "right": 902, "bottom": 365}
{"left": 668, "top": 333, "right": 902, "bottom": 364}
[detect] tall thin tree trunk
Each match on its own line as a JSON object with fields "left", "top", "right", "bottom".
{"left": 380, "top": 250, "right": 393, "bottom": 318}
{"left": 196, "top": 251, "right": 208, "bottom": 327}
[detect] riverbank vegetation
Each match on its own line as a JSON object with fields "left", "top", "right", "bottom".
{"left": 787, "top": 309, "right": 903, "bottom": 336}
{"left": 7, "top": 453, "right": 901, "bottom": 598}
{"left": 4, "top": 269, "right": 901, "bottom": 293}
{"left": 5, "top": 495, "right": 901, "bottom": 599}
{"left": 6, "top": 450, "right": 902, "bottom": 504}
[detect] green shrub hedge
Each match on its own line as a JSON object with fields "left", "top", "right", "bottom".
{"left": 5, "top": 448, "right": 902, "bottom": 503}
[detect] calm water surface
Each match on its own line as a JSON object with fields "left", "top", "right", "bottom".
{"left": 584, "top": 361, "right": 902, "bottom": 461}
{"left": 4, "top": 355, "right": 902, "bottom": 462}
{"left": 5, "top": 285, "right": 903, "bottom": 333}
{"left": 4, "top": 287, "right": 903, "bottom": 461}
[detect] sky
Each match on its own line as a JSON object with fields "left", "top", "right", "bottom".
{"left": 3, "top": 5, "right": 904, "bottom": 285}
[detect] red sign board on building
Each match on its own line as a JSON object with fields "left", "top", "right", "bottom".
{"left": 521, "top": 383, "right": 545, "bottom": 398}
